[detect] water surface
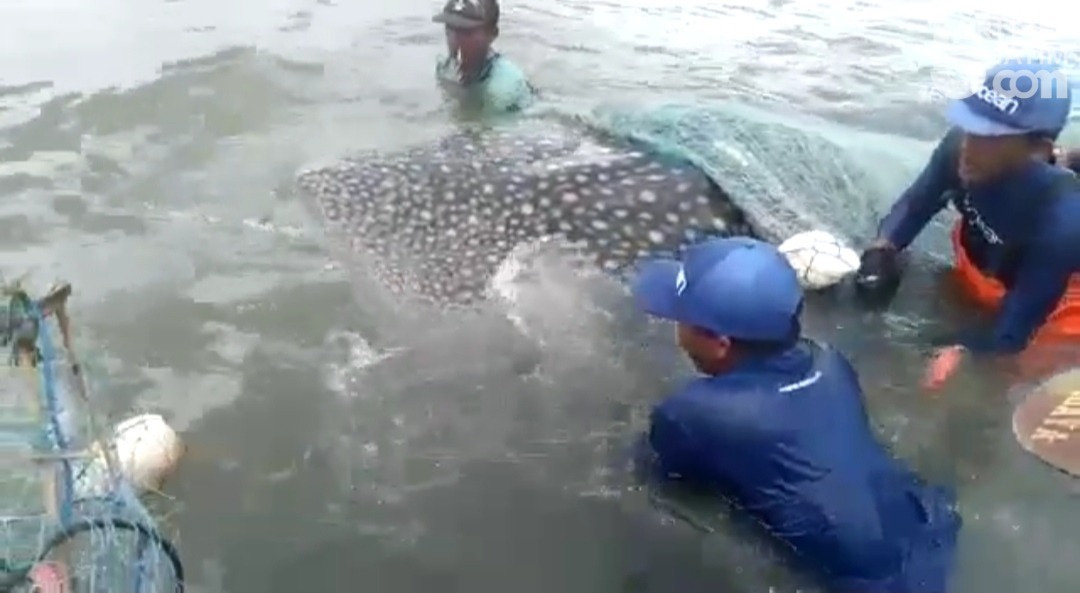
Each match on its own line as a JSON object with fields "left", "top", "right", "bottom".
{"left": 1, "top": 0, "right": 1077, "bottom": 591}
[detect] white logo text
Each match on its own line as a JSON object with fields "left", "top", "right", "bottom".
{"left": 675, "top": 267, "right": 687, "bottom": 295}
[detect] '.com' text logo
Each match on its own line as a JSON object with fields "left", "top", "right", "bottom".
{"left": 930, "top": 63, "right": 1071, "bottom": 102}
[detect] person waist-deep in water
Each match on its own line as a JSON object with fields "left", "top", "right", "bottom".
{"left": 854, "top": 61, "right": 1080, "bottom": 390}
{"left": 432, "top": 0, "right": 537, "bottom": 114}
{"left": 632, "top": 237, "right": 961, "bottom": 592}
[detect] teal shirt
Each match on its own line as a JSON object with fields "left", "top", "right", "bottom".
{"left": 436, "top": 52, "right": 536, "bottom": 115}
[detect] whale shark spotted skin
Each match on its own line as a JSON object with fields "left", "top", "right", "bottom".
{"left": 296, "top": 122, "right": 754, "bottom": 306}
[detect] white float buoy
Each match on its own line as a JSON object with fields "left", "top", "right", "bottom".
{"left": 74, "top": 414, "right": 185, "bottom": 498}
{"left": 778, "top": 230, "right": 861, "bottom": 290}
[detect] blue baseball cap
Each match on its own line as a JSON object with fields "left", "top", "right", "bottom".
{"left": 632, "top": 237, "right": 803, "bottom": 341}
{"left": 946, "top": 61, "right": 1072, "bottom": 139}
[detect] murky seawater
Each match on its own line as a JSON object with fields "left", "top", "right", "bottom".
{"left": 1, "top": 0, "right": 1078, "bottom": 591}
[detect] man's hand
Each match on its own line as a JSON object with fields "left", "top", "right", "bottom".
{"left": 1062, "top": 148, "right": 1080, "bottom": 173}
{"left": 923, "top": 345, "right": 965, "bottom": 392}
{"left": 854, "top": 240, "right": 901, "bottom": 306}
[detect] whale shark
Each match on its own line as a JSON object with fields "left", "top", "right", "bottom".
{"left": 296, "top": 120, "right": 758, "bottom": 306}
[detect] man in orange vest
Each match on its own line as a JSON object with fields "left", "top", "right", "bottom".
{"left": 853, "top": 61, "right": 1080, "bottom": 389}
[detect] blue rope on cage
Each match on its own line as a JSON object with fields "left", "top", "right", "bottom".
{"left": 30, "top": 300, "right": 76, "bottom": 528}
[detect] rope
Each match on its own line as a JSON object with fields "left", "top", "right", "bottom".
{"left": 29, "top": 298, "right": 75, "bottom": 526}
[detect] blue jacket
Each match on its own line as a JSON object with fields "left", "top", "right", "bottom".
{"left": 644, "top": 339, "right": 960, "bottom": 592}
{"left": 877, "top": 128, "right": 1080, "bottom": 353}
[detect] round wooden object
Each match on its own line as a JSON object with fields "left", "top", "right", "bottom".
{"left": 1013, "top": 368, "right": 1080, "bottom": 476}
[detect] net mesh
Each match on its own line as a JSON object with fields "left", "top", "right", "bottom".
{"left": 0, "top": 282, "right": 183, "bottom": 593}
{"left": 580, "top": 102, "right": 891, "bottom": 243}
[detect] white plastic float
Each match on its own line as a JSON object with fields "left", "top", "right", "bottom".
{"left": 75, "top": 413, "right": 186, "bottom": 498}
{"left": 778, "top": 230, "right": 861, "bottom": 291}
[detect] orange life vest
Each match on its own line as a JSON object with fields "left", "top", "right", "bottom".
{"left": 950, "top": 220, "right": 1080, "bottom": 341}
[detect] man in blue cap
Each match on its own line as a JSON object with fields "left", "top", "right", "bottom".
{"left": 854, "top": 61, "right": 1080, "bottom": 389}
{"left": 633, "top": 236, "right": 960, "bottom": 592}
{"left": 432, "top": 0, "right": 537, "bottom": 114}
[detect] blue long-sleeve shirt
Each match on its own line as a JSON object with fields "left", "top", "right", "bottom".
{"left": 876, "top": 128, "right": 1080, "bottom": 353}
{"left": 636, "top": 339, "right": 960, "bottom": 592}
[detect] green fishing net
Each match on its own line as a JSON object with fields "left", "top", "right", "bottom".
{"left": 583, "top": 101, "right": 903, "bottom": 243}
